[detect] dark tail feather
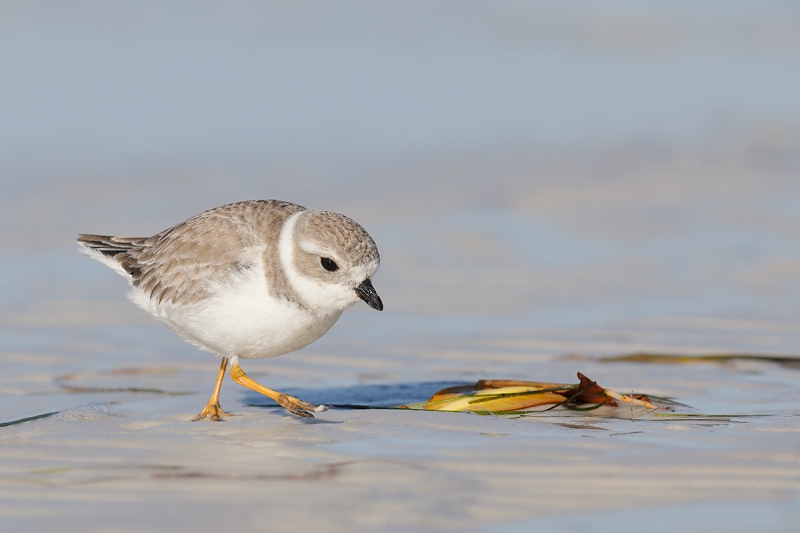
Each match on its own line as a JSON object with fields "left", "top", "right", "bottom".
{"left": 76, "top": 234, "right": 147, "bottom": 258}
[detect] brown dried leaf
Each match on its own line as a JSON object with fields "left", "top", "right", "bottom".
{"left": 572, "top": 372, "right": 617, "bottom": 406}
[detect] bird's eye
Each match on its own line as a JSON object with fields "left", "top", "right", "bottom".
{"left": 320, "top": 257, "right": 339, "bottom": 272}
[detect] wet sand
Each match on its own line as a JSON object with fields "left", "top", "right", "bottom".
{"left": 2, "top": 3, "right": 800, "bottom": 532}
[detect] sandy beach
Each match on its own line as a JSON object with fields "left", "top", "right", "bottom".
{"left": 2, "top": 2, "right": 799, "bottom": 531}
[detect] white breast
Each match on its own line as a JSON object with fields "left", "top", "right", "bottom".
{"left": 129, "top": 259, "right": 342, "bottom": 359}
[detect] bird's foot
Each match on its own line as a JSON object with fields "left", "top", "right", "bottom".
{"left": 276, "top": 394, "right": 328, "bottom": 419}
{"left": 229, "top": 360, "right": 328, "bottom": 419}
{"left": 193, "top": 401, "right": 230, "bottom": 422}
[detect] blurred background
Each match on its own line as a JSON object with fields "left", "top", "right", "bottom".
{"left": 1, "top": 0, "right": 800, "bottom": 381}
{"left": 2, "top": 3, "right": 800, "bottom": 531}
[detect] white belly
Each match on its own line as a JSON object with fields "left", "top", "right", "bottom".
{"left": 130, "top": 266, "right": 342, "bottom": 359}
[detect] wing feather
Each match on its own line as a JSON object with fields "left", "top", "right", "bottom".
{"left": 78, "top": 200, "right": 306, "bottom": 306}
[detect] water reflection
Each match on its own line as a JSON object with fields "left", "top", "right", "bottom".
{"left": 1, "top": 3, "right": 799, "bottom": 532}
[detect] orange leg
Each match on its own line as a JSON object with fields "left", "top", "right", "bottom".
{"left": 229, "top": 359, "right": 327, "bottom": 418}
{"left": 193, "top": 358, "right": 231, "bottom": 421}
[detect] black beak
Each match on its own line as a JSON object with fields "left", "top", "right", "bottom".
{"left": 355, "top": 279, "right": 383, "bottom": 311}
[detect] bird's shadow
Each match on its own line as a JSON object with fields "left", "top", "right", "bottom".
{"left": 242, "top": 381, "right": 464, "bottom": 421}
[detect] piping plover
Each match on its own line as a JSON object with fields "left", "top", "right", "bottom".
{"left": 77, "top": 200, "right": 382, "bottom": 420}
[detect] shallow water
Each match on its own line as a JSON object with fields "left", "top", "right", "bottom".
{"left": 2, "top": 2, "right": 800, "bottom": 532}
